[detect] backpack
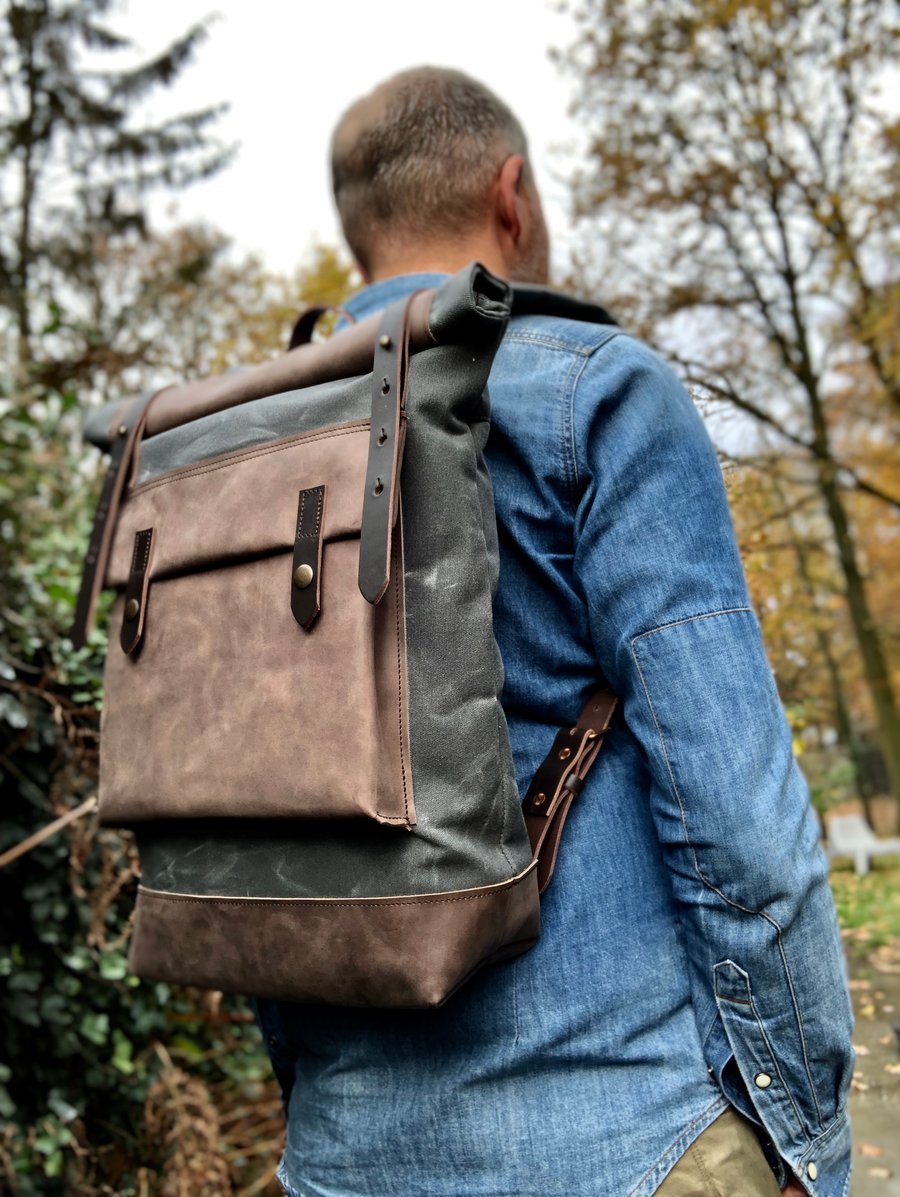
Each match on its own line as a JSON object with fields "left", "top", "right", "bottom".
{"left": 71, "top": 263, "right": 618, "bottom": 1009}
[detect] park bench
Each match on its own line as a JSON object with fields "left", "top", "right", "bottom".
{"left": 826, "top": 813, "right": 900, "bottom": 877}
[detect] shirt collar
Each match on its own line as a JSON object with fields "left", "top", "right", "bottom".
{"left": 341, "top": 272, "right": 450, "bottom": 325}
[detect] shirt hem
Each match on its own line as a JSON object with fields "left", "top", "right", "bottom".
{"left": 628, "top": 1092, "right": 730, "bottom": 1197}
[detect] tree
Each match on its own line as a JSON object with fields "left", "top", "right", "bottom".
{"left": 0, "top": 216, "right": 352, "bottom": 1190}
{"left": 558, "top": 0, "right": 900, "bottom": 799}
{"left": 0, "top": 0, "right": 231, "bottom": 382}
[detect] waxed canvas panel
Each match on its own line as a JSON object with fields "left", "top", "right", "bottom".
{"left": 123, "top": 274, "right": 532, "bottom": 898}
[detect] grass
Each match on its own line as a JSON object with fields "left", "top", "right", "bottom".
{"left": 829, "top": 857, "right": 900, "bottom": 949}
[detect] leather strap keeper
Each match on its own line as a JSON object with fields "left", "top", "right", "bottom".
{"left": 523, "top": 683, "right": 619, "bottom": 893}
{"left": 291, "top": 485, "right": 327, "bottom": 631}
{"left": 120, "top": 527, "right": 156, "bottom": 654}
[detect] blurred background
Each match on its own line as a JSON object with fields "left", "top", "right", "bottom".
{"left": 0, "top": 0, "right": 897, "bottom": 1193}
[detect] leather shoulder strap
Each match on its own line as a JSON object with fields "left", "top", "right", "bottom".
{"left": 522, "top": 683, "right": 619, "bottom": 894}
{"left": 358, "top": 293, "right": 416, "bottom": 604}
{"left": 70, "top": 386, "right": 169, "bottom": 649}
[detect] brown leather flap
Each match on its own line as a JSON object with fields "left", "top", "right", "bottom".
{"left": 105, "top": 420, "right": 391, "bottom": 589}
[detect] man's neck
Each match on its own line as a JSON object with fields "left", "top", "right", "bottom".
{"left": 367, "top": 241, "right": 510, "bottom": 284}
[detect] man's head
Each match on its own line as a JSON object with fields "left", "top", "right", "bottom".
{"left": 331, "top": 67, "right": 550, "bottom": 284}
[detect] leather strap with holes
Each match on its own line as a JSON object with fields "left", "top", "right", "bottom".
{"left": 523, "top": 682, "right": 619, "bottom": 893}
{"left": 71, "top": 387, "right": 169, "bottom": 650}
{"left": 358, "top": 293, "right": 417, "bottom": 604}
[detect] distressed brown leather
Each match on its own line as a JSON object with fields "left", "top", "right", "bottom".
{"left": 104, "top": 421, "right": 402, "bottom": 587}
{"left": 127, "top": 863, "right": 540, "bottom": 1008}
{"left": 98, "top": 422, "right": 414, "bottom": 827}
{"left": 523, "top": 684, "right": 618, "bottom": 893}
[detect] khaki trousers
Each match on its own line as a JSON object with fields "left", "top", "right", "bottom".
{"left": 655, "top": 1108, "right": 782, "bottom": 1196}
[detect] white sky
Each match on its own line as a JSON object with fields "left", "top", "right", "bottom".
{"left": 119, "top": 0, "right": 586, "bottom": 274}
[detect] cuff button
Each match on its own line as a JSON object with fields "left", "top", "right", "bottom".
{"left": 807, "top": 1162, "right": 818, "bottom": 1181}
{"left": 754, "top": 1072, "right": 772, "bottom": 1089}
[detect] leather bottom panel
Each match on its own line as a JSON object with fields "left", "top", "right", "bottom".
{"left": 128, "top": 863, "right": 540, "bottom": 1008}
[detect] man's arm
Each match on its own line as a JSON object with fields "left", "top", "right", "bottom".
{"left": 571, "top": 335, "right": 854, "bottom": 1197}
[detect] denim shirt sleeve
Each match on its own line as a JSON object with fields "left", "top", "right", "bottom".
{"left": 571, "top": 334, "right": 854, "bottom": 1197}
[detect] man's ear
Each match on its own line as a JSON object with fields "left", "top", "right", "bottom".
{"left": 494, "top": 153, "right": 526, "bottom": 245}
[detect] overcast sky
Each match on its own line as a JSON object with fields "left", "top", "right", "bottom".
{"left": 119, "top": 0, "right": 586, "bottom": 275}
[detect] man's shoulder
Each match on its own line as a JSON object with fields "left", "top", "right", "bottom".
{"left": 499, "top": 315, "right": 686, "bottom": 403}
{"left": 503, "top": 312, "right": 623, "bottom": 359}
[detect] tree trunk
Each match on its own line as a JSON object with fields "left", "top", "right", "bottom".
{"left": 816, "top": 465, "right": 900, "bottom": 798}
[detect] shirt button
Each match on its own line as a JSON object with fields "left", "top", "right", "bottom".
{"left": 754, "top": 1072, "right": 772, "bottom": 1088}
{"left": 808, "top": 1162, "right": 818, "bottom": 1181}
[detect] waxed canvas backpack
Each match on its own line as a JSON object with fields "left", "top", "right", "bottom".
{"left": 71, "top": 263, "right": 618, "bottom": 1008}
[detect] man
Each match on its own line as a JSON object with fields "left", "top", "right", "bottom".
{"left": 256, "top": 67, "right": 853, "bottom": 1197}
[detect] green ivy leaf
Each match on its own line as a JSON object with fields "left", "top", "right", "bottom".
{"left": 79, "top": 1012, "right": 109, "bottom": 1046}
{"left": 111, "top": 1029, "right": 134, "bottom": 1075}
{"left": 99, "top": 952, "right": 128, "bottom": 981}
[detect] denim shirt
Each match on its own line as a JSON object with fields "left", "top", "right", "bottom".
{"left": 258, "top": 273, "right": 854, "bottom": 1197}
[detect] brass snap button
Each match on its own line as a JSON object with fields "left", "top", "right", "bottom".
{"left": 124, "top": 598, "right": 140, "bottom": 620}
{"left": 532, "top": 792, "right": 547, "bottom": 808}
{"left": 293, "top": 564, "right": 314, "bottom": 589}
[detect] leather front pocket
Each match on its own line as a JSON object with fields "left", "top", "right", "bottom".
{"left": 98, "top": 421, "right": 413, "bottom": 827}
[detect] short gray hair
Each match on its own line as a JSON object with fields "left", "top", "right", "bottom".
{"left": 331, "top": 67, "right": 529, "bottom": 272}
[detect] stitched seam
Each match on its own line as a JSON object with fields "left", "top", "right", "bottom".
{"left": 718, "top": 967, "right": 808, "bottom": 1135}
{"left": 504, "top": 330, "right": 619, "bottom": 355}
{"left": 631, "top": 610, "right": 825, "bottom": 1132}
{"left": 688, "top": 1137, "right": 720, "bottom": 1197}
{"left": 631, "top": 607, "right": 753, "bottom": 644}
{"left": 627, "top": 1095, "right": 727, "bottom": 1197}
{"left": 796, "top": 1098, "right": 850, "bottom": 1167}
{"left": 777, "top": 937, "right": 824, "bottom": 1129}
{"left": 745, "top": 989, "right": 808, "bottom": 1134}
{"left": 130, "top": 529, "right": 153, "bottom": 573}
{"left": 295, "top": 487, "right": 325, "bottom": 542}
{"left": 376, "top": 533, "right": 410, "bottom": 825}
{"left": 494, "top": 707, "right": 514, "bottom": 874}
{"left": 131, "top": 421, "right": 369, "bottom": 496}
{"left": 139, "top": 873, "right": 533, "bottom": 909}
{"left": 564, "top": 348, "right": 596, "bottom": 497}
{"left": 395, "top": 540, "right": 410, "bottom": 825}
